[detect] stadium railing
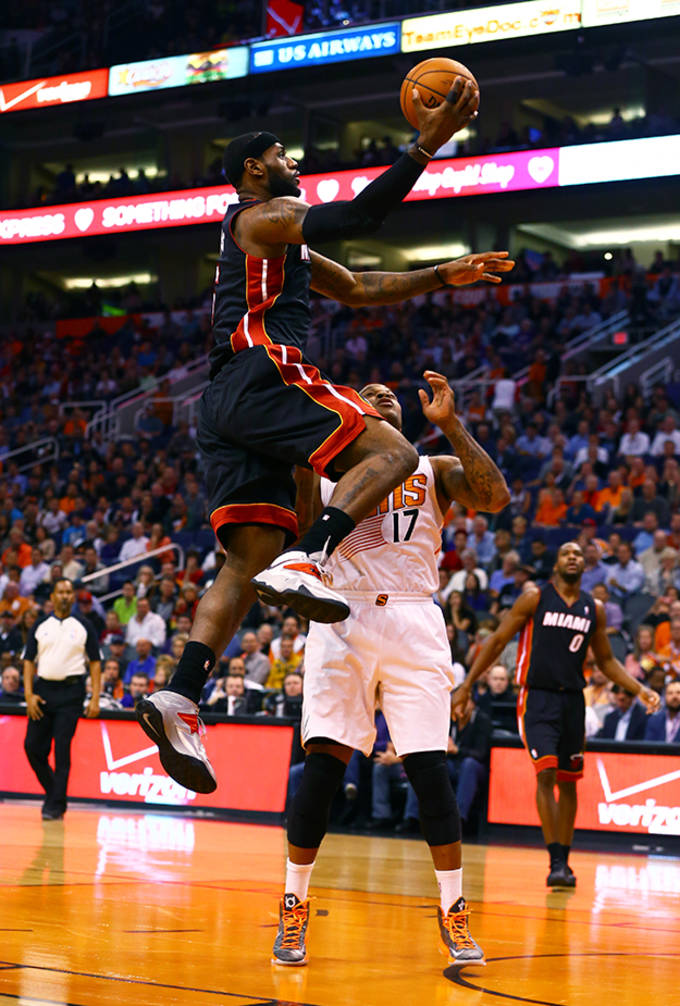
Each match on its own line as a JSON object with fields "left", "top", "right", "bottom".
{"left": 86, "top": 355, "right": 209, "bottom": 442}
{"left": 79, "top": 542, "right": 186, "bottom": 603}
{"left": 589, "top": 317, "right": 680, "bottom": 403}
{"left": 0, "top": 437, "right": 60, "bottom": 480}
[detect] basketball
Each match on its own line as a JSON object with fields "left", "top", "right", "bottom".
{"left": 400, "top": 57, "right": 478, "bottom": 130}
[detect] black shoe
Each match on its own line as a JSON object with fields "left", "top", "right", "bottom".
{"left": 562, "top": 863, "right": 577, "bottom": 887}
{"left": 395, "top": 816, "right": 420, "bottom": 834}
{"left": 41, "top": 810, "right": 64, "bottom": 821}
{"left": 547, "top": 864, "right": 572, "bottom": 887}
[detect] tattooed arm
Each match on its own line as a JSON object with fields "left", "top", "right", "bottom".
{"left": 310, "top": 250, "right": 514, "bottom": 307}
{"left": 421, "top": 371, "right": 511, "bottom": 514}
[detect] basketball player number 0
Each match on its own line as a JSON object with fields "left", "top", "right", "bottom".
{"left": 569, "top": 633, "right": 584, "bottom": 653}
{"left": 392, "top": 508, "right": 419, "bottom": 542}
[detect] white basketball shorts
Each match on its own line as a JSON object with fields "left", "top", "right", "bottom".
{"left": 302, "top": 596, "right": 455, "bottom": 757}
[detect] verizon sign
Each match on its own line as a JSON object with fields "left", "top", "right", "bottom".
{"left": 0, "top": 68, "right": 109, "bottom": 114}
{"left": 0, "top": 714, "right": 293, "bottom": 813}
{"left": 489, "top": 746, "right": 680, "bottom": 836}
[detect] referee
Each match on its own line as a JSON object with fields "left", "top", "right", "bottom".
{"left": 23, "top": 578, "right": 101, "bottom": 820}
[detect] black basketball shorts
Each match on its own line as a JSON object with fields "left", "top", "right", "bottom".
{"left": 518, "top": 687, "right": 585, "bottom": 781}
{"left": 196, "top": 344, "right": 380, "bottom": 548}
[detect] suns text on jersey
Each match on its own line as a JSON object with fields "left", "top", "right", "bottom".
{"left": 368, "top": 473, "right": 427, "bottom": 516}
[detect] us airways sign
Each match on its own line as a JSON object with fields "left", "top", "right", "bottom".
{"left": 489, "top": 746, "right": 680, "bottom": 836}
{"left": 250, "top": 22, "right": 400, "bottom": 72}
{"left": 0, "top": 714, "right": 293, "bottom": 814}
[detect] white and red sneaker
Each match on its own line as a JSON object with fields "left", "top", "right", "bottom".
{"left": 136, "top": 691, "right": 217, "bottom": 793}
{"left": 252, "top": 550, "right": 350, "bottom": 623}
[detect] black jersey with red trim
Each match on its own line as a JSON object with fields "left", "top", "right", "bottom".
{"left": 209, "top": 200, "right": 312, "bottom": 377}
{"left": 515, "top": 582, "right": 596, "bottom": 693}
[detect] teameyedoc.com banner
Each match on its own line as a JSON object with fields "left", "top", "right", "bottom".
{"left": 2, "top": 134, "right": 680, "bottom": 245}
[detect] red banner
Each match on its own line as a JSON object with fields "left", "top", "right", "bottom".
{"left": 0, "top": 714, "right": 293, "bottom": 813}
{"left": 0, "top": 68, "right": 109, "bottom": 115}
{"left": 266, "top": 0, "right": 304, "bottom": 36}
{"left": 489, "top": 746, "right": 680, "bottom": 836}
{"left": 0, "top": 147, "right": 561, "bottom": 245}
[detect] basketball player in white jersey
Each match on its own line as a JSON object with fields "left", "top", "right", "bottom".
{"left": 272, "top": 371, "right": 510, "bottom": 969}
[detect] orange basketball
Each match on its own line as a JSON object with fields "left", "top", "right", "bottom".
{"left": 400, "top": 57, "right": 478, "bottom": 130}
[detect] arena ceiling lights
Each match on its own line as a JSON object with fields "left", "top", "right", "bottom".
{"left": 2, "top": 134, "right": 680, "bottom": 246}
{"left": 520, "top": 218, "right": 680, "bottom": 249}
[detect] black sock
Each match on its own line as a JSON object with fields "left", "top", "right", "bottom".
{"left": 547, "top": 841, "right": 563, "bottom": 868}
{"left": 560, "top": 843, "right": 570, "bottom": 865}
{"left": 296, "top": 507, "right": 355, "bottom": 561}
{"left": 167, "top": 641, "right": 216, "bottom": 704}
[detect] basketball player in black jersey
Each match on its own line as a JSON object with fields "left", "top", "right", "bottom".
{"left": 135, "top": 77, "right": 514, "bottom": 794}
{"left": 452, "top": 542, "right": 659, "bottom": 886}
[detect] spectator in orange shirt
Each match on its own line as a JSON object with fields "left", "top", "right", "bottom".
{"left": 627, "top": 456, "right": 646, "bottom": 491}
{"left": 650, "top": 595, "right": 679, "bottom": 651}
{"left": 2, "top": 528, "right": 32, "bottom": 569}
{"left": 59, "top": 482, "right": 79, "bottom": 515}
{"left": 62, "top": 408, "right": 88, "bottom": 438}
{"left": 594, "top": 470, "right": 624, "bottom": 514}
{"left": 534, "top": 487, "right": 567, "bottom": 527}
{"left": 657, "top": 617, "right": 680, "bottom": 680}
{"left": 0, "top": 583, "right": 32, "bottom": 621}
{"left": 526, "top": 349, "right": 547, "bottom": 403}
{"left": 146, "top": 522, "right": 174, "bottom": 564}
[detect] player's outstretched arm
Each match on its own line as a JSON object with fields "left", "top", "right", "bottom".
{"left": 452, "top": 590, "right": 539, "bottom": 715}
{"left": 590, "top": 601, "right": 661, "bottom": 713}
{"left": 422, "top": 371, "right": 511, "bottom": 513}
{"left": 245, "top": 80, "right": 480, "bottom": 250}
{"left": 310, "top": 252, "right": 513, "bottom": 307}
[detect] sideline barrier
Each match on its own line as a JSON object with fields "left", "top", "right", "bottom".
{"left": 489, "top": 735, "right": 680, "bottom": 837}
{"left": 0, "top": 709, "right": 294, "bottom": 819}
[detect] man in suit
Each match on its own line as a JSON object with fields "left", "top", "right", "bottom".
{"left": 645, "top": 681, "right": 680, "bottom": 743}
{"left": 597, "top": 685, "right": 648, "bottom": 740}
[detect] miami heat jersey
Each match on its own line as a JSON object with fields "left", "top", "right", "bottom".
{"left": 320, "top": 456, "right": 443, "bottom": 594}
{"left": 209, "top": 200, "right": 312, "bottom": 377}
{"left": 515, "top": 582, "right": 596, "bottom": 692}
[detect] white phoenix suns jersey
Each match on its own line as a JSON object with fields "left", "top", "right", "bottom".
{"left": 320, "top": 455, "right": 443, "bottom": 594}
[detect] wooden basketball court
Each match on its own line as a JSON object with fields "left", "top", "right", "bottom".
{"left": 0, "top": 802, "right": 676, "bottom": 1005}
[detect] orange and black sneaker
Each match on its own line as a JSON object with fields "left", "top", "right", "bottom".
{"left": 438, "top": 897, "right": 485, "bottom": 966}
{"left": 252, "top": 549, "right": 350, "bottom": 623}
{"left": 272, "top": 893, "right": 310, "bottom": 966}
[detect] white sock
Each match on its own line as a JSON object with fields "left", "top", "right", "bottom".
{"left": 434, "top": 867, "right": 463, "bottom": 913}
{"left": 285, "top": 859, "right": 315, "bottom": 902}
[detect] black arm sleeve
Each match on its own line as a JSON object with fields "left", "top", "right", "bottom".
{"left": 22, "top": 625, "right": 38, "bottom": 662}
{"left": 302, "top": 150, "right": 425, "bottom": 244}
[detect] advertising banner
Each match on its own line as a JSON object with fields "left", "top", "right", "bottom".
{"left": 108, "top": 46, "right": 248, "bottom": 97}
{"left": 401, "top": 0, "right": 581, "bottom": 53}
{"left": 0, "top": 68, "right": 109, "bottom": 115}
{"left": 2, "top": 134, "right": 679, "bottom": 246}
{"left": 0, "top": 714, "right": 293, "bottom": 813}
{"left": 251, "top": 22, "right": 400, "bottom": 72}
{"left": 489, "top": 746, "right": 680, "bottom": 835}
{"left": 581, "top": 0, "right": 680, "bottom": 26}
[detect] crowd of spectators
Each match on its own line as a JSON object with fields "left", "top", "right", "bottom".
{"left": 1, "top": 257, "right": 680, "bottom": 830}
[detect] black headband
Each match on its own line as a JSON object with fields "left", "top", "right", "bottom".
{"left": 222, "top": 131, "right": 280, "bottom": 187}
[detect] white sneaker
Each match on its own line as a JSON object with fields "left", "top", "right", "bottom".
{"left": 252, "top": 550, "right": 350, "bottom": 623}
{"left": 136, "top": 691, "right": 217, "bottom": 793}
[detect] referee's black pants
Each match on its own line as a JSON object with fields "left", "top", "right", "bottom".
{"left": 24, "top": 677, "right": 85, "bottom": 817}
